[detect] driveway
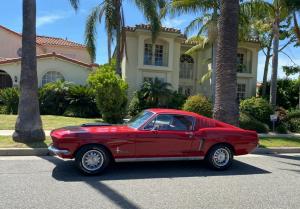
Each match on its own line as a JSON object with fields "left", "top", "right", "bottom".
{"left": 0, "top": 154, "right": 300, "bottom": 209}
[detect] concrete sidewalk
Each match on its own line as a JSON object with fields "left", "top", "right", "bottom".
{"left": 0, "top": 130, "right": 51, "bottom": 136}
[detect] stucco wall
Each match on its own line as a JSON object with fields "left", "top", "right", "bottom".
{"left": 0, "top": 57, "right": 91, "bottom": 87}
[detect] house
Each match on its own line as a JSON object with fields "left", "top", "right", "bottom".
{"left": 122, "top": 24, "right": 260, "bottom": 101}
{"left": 0, "top": 25, "right": 95, "bottom": 89}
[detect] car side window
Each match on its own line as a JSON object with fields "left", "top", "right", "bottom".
{"left": 144, "top": 114, "right": 195, "bottom": 131}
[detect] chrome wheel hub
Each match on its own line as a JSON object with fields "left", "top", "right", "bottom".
{"left": 82, "top": 150, "right": 104, "bottom": 171}
{"left": 213, "top": 148, "right": 230, "bottom": 167}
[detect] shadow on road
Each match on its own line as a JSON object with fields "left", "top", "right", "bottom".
{"left": 43, "top": 157, "right": 271, "bottom": 182}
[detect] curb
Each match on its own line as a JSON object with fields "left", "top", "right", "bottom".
{"left": 0, "top": 147, "right": 300, "bottom": 156}
{"left": 0, "top": 148, "right": 49, "bottom": 156}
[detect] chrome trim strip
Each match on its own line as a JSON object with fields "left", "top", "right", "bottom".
{"left": 115, "top": 156, "right": 204, "bottom": 162}
{"left": 48, "top": 145, "right": 70, "bottom": 155}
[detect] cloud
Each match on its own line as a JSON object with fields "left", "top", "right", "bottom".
{"left": 36, "top": 14, "right": 66, "bottom": 27}
{"left": 162, "top": 18, "right": 186, "bottom": 28}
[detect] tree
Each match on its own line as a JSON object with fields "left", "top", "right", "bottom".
{"left": 69, "top": 0, "right": 164, "bottom": 75}
{"left": 285, "top": 0, "right": 300, "bottom": 43}
{"left": 213, "top": 0, "right": 240, "bottom": 126}
{"left": 13, "top": 0, "right": 45, "bottom": 142}
{"left": 283, "top": 65, "right": 300, "bottom": 109}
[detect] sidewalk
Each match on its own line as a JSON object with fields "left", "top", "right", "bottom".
{"left": 0, "top": 130, "right": 51, "bottom": 136}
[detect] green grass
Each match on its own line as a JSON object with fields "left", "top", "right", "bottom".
{"left": 0, "top": 115, "right": 103, "bottom": 130}
{"left": 259, "top": 137, "right": 300, "bottom": 148}
{"left": 0, "top": 136, "right": 52, "bottom": 148}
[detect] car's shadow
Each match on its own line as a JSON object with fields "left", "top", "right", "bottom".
{"left": 44, "top": 157, "right": 271, "bottom": 182}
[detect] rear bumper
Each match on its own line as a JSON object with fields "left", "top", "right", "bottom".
{"left": 48, "top": 145, "right": 70, "bottom": 155}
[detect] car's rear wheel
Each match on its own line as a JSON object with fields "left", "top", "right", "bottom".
{"left": 75, "top": 145, "right": 110, "bottom": 175}
{"left": 206, "top": 144, "right": 233, "bottom": 170}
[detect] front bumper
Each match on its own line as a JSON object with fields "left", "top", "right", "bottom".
{"left": 48, "top": 145, "right": 70, "bottom": 155}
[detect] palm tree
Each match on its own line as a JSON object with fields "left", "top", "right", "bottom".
{"left": 69, "top": 0, "right": 164, "bottom": 75}
{"left": 285, "top": 0, "right": 300, "bottom": 43}
{"left": 13, "top": 0, "right": 45, "bottom": 142}
{"left": 241, "top": 0, "right": 290, "bottom": 107}
{"left": 213, "top": 0, "right": 240, "bottom": 126}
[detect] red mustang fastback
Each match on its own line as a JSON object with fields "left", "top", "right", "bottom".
{"left": 49, "top": 109, "right": 258, "bottom": 175}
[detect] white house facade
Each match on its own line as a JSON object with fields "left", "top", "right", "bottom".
{"left": 0, "top": 25, "right": 95, "bottom": 89}
{"left": 121, "top": 24, "right": 260, "bottom": 101}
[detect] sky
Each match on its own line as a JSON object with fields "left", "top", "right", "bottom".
{"left": 0, "top": 0, "right": 299, "bottom": 81}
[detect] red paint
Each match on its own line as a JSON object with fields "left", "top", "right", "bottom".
{"left": 50, "top": 109, "right": 258, "bottom": 160}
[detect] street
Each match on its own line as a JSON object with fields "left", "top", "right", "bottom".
{"left": 0, "top": 154, "right": 300, "bottom": 209}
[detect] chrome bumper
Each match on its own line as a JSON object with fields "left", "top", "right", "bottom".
{"left": 48, "top": 145, "right": 70, "bottom": 155}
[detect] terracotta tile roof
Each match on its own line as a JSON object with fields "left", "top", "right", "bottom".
{"left": 124, "top": 24, "right": 182, "bottom": 34}
{"left": 0, "top": 25, "right": 86, "bottom": 48}
{"left": 36, "top": 35, "right": 86, "bottom": 48}
{"left": 0, "top": 52, "right": 97, "bottom": 68}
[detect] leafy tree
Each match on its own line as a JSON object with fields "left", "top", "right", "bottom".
{"left": 88, "top": 61, "right": 128, "bottom": 123}
{"left": 283, "top": 65, "right": 300, "bottom": 109}
{"left": 285, "top": 0, "right": 300, "bottom": 44}
{"left": 69, "top": 0, "right": 165, "bottom": 75}
{"left": 182, "top": 94, "right": 212, "bottom": 118}
{"left": 13, "top": 0, "right": 45, "bottom": 142}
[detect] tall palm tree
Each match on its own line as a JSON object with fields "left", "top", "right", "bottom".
{"left": 285, "top": 0, "right": 300, "bottom": 43}
{"left": 241, "top": 0, "right": 290, "bottom": 107}
{"left": 13, "top": 0, "right": 45, "bottom": 142}
{"left": 213, "top": 0, "right": 240, "bottom": 126}
{"left": 69, "top": 0, "right": 164, "bottom": 75}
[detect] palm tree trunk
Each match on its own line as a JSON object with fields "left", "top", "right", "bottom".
{"left": 261, "top": 35, "right": 273, "bottom": 97}
{"left": 270, "top": 14, "right": 280, "bottom": 108}
{"left": 13, "top": 0, "right": 45, "bottom": 142}
{"left": 115, "top": 0, "right": 122, "bottom": 75}
{"left": 107, "top": 31, "right": 112, "bottom": 64}
{"left": 213, "top": 0, "right": 239, "bottom": 126}
{"left": 293, "top": 12, "right": 300, "bottom": 44}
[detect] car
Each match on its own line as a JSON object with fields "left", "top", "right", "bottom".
{"left": 48, "top": 109, "right": 259, "bottom": 175}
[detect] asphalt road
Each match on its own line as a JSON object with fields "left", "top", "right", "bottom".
{"left": 0, "top": 154, "right": 300, "bottom": 209}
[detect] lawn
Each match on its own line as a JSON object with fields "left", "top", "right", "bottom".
{"left": 0, "top": 136, "right": 52, "bottom": 148}
{"left": 0, "top": 115, "right": 103, "bottom": 130}
{"left": 259, "top": 137, "right": 300, "bottom": 148}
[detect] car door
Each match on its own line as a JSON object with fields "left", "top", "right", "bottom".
{"left": 134, "top": 114, "right": 196, "bottom": 157}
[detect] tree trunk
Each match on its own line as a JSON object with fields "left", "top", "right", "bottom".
{"left": 115, "top": 0, "right": 122, "bottom": 75}
{"left": 213, "top": 0, "right": 239, "bottom": 126}
{"left": 293, "top": 12, "right": 300, "bottom": 44}
{"left": 270, "top": 14, "right": 280, "bottom": 108}
{"left": 13, "top": 0, "right": 45, "bottom": 142}
{"left": 107, "top": 31, "right": 112, "bottom": 64}
{"left": 261, "top": 35, "right": 273, "bottom": 97}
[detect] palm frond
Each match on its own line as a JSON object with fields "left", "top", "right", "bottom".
{"left": 169, "top": 0, "right": 218, "bottom": 16}
{"left": 184, "top": 36, "right": 209, "bottom": 55}
{"left": 69, "top": 0, "right": 80, "bottom": 11}
{"left": 184, "top": 17, "right": 205, "bottom": 35}
{"left": 199, "top": 69, "right": 211, "bottom": 85}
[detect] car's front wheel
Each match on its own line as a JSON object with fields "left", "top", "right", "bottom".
{"left": 75, "top": 145, "right": 110, "bottom": 175}
{"left": 206, "top": 144, "right": 233, "bottom": 170}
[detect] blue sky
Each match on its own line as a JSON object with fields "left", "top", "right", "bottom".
{"left": 0, "top": 0, "right": 299, "bottom": 81}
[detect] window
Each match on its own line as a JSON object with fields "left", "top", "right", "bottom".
{"left": 42, "top": 71, "right": 64, "bottom": 86}
{"left": 128, "top": 111, "right": 154, "bottom": 129}
{"left": 180, "top": 54, "right": 194, "bottom": 79}
{"left": 143, "top": 42, "right": 168, "bottom": 67}
{"left": 237, "top": 83, "right": 246, "bottom": 101}
{"left": 143, "top": 77, "right": 165, "bottom": 83}
{"left": 237, "top": 53, "right": 245, "bottom": 73}
{"left": 0, "top": 70, "right": 13, "bottom": 89}
{"left": 144, "top": 44, "right": 153, "bottom": 65}
{"left": 144, "top": 114, "right": 195, "bottom": 131}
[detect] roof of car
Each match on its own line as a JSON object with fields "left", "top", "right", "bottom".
{"left": 147, "top": 108, "right": 201, "bottom": 117}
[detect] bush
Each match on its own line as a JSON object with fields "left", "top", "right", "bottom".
{"left": 88, "top": 62, "right": 128, "bottom": 123}
{"left": 0, "top": 87, "right": 19, "bottom": 114}
{"left": 182, "top": 94, "right": 212, "bottom": 117}
{"left": 240, "top": 97, "right": 273, "bottom": 123}
{"left": 64, "top": 85, "right": 100, "bottom": 118}
{"left": 275, "top": 123, "right": 288, "bottom": 134}
{"left": 39, "top": 80, "right": 72, "bottom": 115}
{"left": 166, "top": 91, "right": 187, "bottom": 109}
{"left": 239, "top": 112, "right": 269, "bottom": 133}
{"left": 128, "top": 92, "right": 142, "bottom": 117}
{"left": 285, "top": 110, "right": 300, "bottom": 133}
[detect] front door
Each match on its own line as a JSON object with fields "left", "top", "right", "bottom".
{"left": 134, "top": 114, "right": 196, "bottom": 158}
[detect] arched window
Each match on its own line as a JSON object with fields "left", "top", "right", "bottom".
{"left": 179, "top": 54, "right": 194, "bottom": 79}
{"left": 0, "top": 70, "right": 13, "bottom": 89}
{"left": 42, "top": 71, "right": 64, "bottom": 86}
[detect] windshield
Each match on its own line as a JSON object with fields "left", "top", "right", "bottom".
{"left": 128, "top": 111, "right": 154, "bottom": 129}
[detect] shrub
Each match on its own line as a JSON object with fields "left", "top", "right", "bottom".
{"left": 285, "top": 110, "right": 300, "bottom": 133}
{"left": 182, "top": 94, "right": 212, "bottom": 117}
{"left": 275, "top": 123, "right": 288, "bottom": 134}
{"left": 64, "top": 85, "right": 100, "bottom": 118}
{"left": 0, "top": 87, "right": 19, "bottom": 114}
{"left": 239, "top": 112, "right": 269, "bottom": 133}
{"left": 88, "top": 62, "right": 128, "bottom": 123}
{"left": 240, "top": 97, "right": 273, "bottom": 123}
{"left": 39, "top": 80, "right": 72, "bottom": 115}
{"left": 166, "top": 91, "right": 187, "bottom": 109}
{"left": 128, "top": 92, "right": 142, "bottom": 117}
